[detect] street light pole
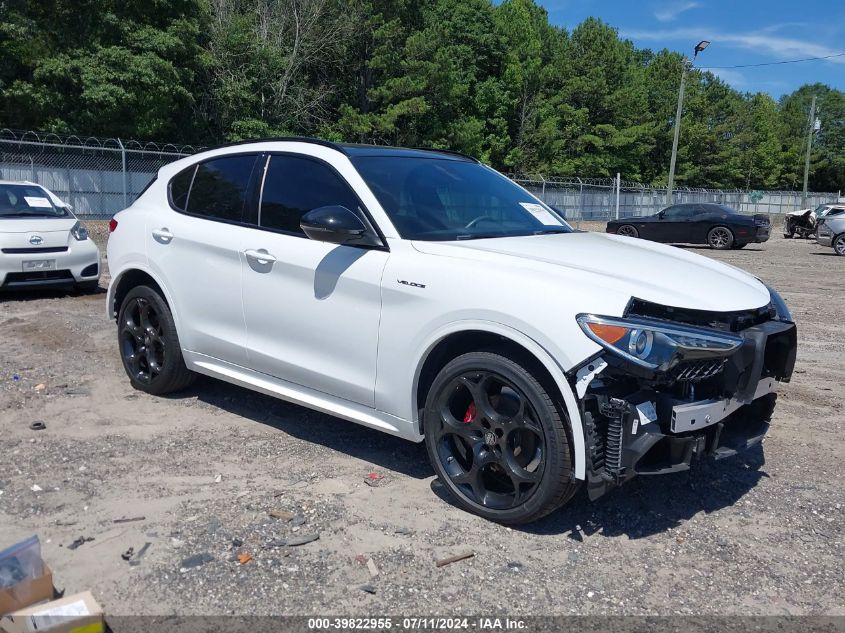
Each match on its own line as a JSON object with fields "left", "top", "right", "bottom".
{"left": 801, "top": 94, "right": 817, "bottom": 207}
{"left": 666, "top": 60, "right": 689, "bottom": 206}
{"left": 666, "top": 40, "right": 709, "bottom": 207}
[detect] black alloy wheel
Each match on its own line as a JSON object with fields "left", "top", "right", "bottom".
{"left": 117, "top": 285, "right": 195, "bottom": 395}
{"left": 424, "top": 351, "right": 578, "bottom": 523}
{"left": 616, "top": 224, "right": 639, "bottom": 238}
{"left": 120, "top": 296, "right": 165, "bottom": 385}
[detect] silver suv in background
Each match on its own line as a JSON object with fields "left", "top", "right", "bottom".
{"left": 816, "top": 207, "right": 845, "bottom": 256}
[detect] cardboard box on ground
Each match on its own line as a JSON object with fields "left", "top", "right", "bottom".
{"left": 1, "top": 592, "right": 104, "bottom": 633}
{"left": 0, "top": 536, "right": 104, "bottom": 633}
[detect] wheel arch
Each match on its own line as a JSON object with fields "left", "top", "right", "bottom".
{"left": 108, "top": 266, "right": 178, "bottom": 325}
{"left": 412, "top": 323, "right": 587, "bottom": 480}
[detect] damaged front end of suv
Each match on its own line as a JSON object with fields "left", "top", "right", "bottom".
{"left": 570, "top": 290, "right": 797, "bottom": 500}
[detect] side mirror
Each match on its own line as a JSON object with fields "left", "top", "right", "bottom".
{"left": 300, "top": 206, "right": 381, "bottom": 247}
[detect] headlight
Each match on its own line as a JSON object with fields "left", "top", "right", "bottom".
{"left": 70, "top": 221, "right": 89, "bottom": 241}
{"left": 767, "top": 286, "right": 792, "bottom": 322}
{"left": 576, "top": 314, "right": 743, "bottom": 371}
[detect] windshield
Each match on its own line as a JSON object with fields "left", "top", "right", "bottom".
{"left": 0, "top": 184, "right": 67, "bottom": 218}
{"left": 815, "top": 204, "right": 830, "bottom": 216}
{"left": 351, "top": 157, "right": 572, "bottom": 241}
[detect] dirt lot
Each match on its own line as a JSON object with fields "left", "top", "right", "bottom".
{"left": 1, "top": 224, "right": 842, "bottom": 617}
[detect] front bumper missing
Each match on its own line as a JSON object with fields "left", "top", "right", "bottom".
{"left": 576, "top": 318, "right": 796, "bottom": 500}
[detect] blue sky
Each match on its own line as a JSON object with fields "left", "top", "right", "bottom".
{"left": 537, "top": 0, "right": 845, "bottom": 97}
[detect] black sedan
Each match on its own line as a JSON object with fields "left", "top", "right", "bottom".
{"left": 606, "top": 203, "right": 770, "bottom": 250}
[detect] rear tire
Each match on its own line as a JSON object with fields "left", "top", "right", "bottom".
{"left": 423, "top": 351, "right": 579, "bottom": 524}
{"left": 708, "top": 226, "right": 734, "bottom": 250}
{"left": 616, "top": 224, "right": 639, "bottom": 238}
{"left": 117, "top": 285, "right": 195, "bottom": 395}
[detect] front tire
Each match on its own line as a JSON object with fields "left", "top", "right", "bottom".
{"left": 708, "top": 226, "right": 734, "bottom": 250}
{"left": 423, "top": 351, "right": 578, "bottom": 524}
{"left": 616, "top": 224, "right": 639, "bottom": 238}
{"left": 834, "top": 234, "right": 845, "bottom": 256}
{"left": 117, "top": 285, "right": 195, "bottom": 395}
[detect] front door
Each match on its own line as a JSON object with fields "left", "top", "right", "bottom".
{"left": 240, "top": 154, "right": 388, "bottom": 407}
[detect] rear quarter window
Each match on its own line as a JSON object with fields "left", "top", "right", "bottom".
{"left": 184, "top": 155, "right": 258, "bottom": 222}
{"left": 169, "top": 167, "right": 195, "bottom": 211}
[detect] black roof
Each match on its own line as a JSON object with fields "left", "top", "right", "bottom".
{"left": 214, "top": 136, "right": 477, "bottom": 163}
{"left": 340, "top": 143, "right": 477, "bottom": 162}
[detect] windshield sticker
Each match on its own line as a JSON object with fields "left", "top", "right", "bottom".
{"left": 24, "top": 196, "right": 52, "bottom": 208}
{"left": 519, "top": 202, "right": 563, "bottom": 226}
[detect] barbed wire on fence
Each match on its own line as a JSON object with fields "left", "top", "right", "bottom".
{"left": 0, "top": 129, "right": 840, "bottom": 220}
{"left": 0, "top": 128, "right": 205, "bottom": 156}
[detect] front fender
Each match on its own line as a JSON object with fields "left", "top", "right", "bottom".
{"left": 406, "top": 319, "right": 588, "bottom": 480}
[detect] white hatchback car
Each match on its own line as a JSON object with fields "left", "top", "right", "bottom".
{"left": 0, "top": 180, "right": 100, "bottom": 292}
{"left": 107, "top": 139, "right": 797, "bottom": 523}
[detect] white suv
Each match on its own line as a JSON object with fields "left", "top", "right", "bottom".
{"left": 106, "top": 139, "right": 797, "bottom": 523}
{"left": 0, "top": 180, "right": 100, "bottom": 292}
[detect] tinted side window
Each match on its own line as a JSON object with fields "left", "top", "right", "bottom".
{"left": 259, "top": 155, "right": 360, "bottom": 235}
{"left": 663, "top": 206, "right": 686, "bottom": 219}
{"left": 185, "top": 155, "right": 258, "bottom": 222}
{"left": 169, "top": 167, "right": 195, "bottom": 211}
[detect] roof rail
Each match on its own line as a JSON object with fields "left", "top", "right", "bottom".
{"left": 212, "top": 136, "right": 348, "bottom": 154}
{"left": 410, "top": 146, "right": 479, "bottom": 163}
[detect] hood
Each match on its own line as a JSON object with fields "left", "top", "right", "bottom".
{"left": 0, "top": 217, "right": 77, "bottom": 233}
{"left": 413, "top": 232, "right": 771, "bottom": 313}
{"left": 785, "top": 208, "right": 813, "bottom": 218}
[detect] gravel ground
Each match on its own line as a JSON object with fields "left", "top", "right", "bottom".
{"left": 0, "top": 224, "right": 842, "bottom": 617}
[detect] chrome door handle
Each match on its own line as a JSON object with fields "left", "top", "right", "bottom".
{"left": 244, "top": 249, "right": 277, "bottom": 264}
{"left": 151, "top": 228, "right": 173, "bottom": 243}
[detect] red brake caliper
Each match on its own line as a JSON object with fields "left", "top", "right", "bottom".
{"left": 463, "top": 402, "right": 476, "bottom": 424}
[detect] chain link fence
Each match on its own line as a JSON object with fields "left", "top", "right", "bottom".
{"left": 0, "top": 130, "right": 839, "bottom": 222}
{"left": 513, "top": 175, "right": 840, "bottom": 225}
{"left": 0, "top": 130, "right": 202, "bottom": 219}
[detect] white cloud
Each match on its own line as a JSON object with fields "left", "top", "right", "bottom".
{"left": 654, "top": 1, "right": 702, "bottom": 23}
{"left": 622, "top": 26, "right": 845, "bottom": 64}
{"left": 709, "top": 68, "right": 746, "bottom": 87}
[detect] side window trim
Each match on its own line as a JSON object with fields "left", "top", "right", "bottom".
{"left": 254, "top": 151, "right": 387, "bottom": 248}
{"left": 256, "top": 155, "right": 271, "bottom": 227}
{"left": 183, "top": 165, "right": 198, "bottom": 213}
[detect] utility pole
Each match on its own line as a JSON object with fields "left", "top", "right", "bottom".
{"left": 802, "top": 95, "right": 817, "bottom": 207}
{"left": 666, "top": 40, "right": 709, "bottom": 207}
{"left": 666, "top": 59, "right": 689, "bottom": 207}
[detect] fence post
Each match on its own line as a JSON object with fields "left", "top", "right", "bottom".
{"left": 615, "top": 173, "right": 621, "bottom": 220}
{"left": 541, "top": 177, "right": 546, "bottom": 201}
{"left": 117, "top": 137, "right": 127, "bottom": 209}
{"left": 577, "top": 177, "right": 583, "bottom": 229}
{"left": 30, "top": 157, "right": 35, "bottom": 182}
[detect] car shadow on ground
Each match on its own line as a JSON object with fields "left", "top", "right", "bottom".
{"left": 431, "top": 447, "right": 767, "bottom": 539}
{"left": 184, "top": 376, "right": 767, "bottom": 538}
{"left": 187, "top": 376, "right": 433, "bottom": 480}
{"left": 673, "top": 244, "right": 765, "bottom": 251}
{"left": 0, "top": 286, "right": 105, "bottom": 303}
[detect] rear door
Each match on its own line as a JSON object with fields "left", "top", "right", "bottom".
{"left": 239, "top": 153, "right": 389, "bottom": 407}
{"left": 146, "top": 154, "right": 260, "bottom": 366}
